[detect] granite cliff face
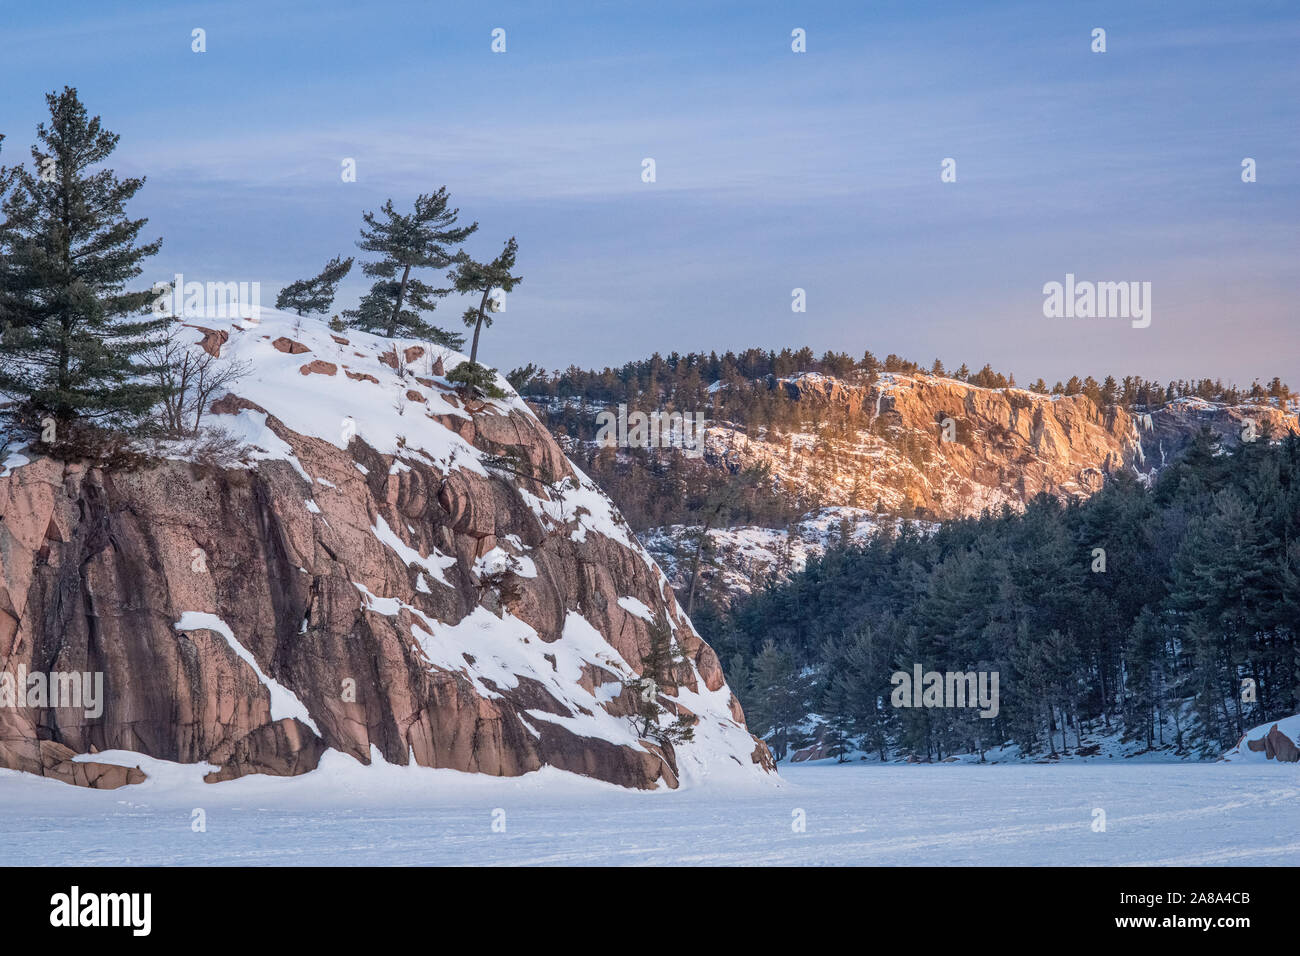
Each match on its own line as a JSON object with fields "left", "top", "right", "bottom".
{"left": 707, "top": 372, "right": 1298, "bottom": 520}
{"left": 0, "top": 312, "right": 772, "bottom": 790}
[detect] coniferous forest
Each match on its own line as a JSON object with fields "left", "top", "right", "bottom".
{"left": 701, "top": 429, "right": 1300, "bottom": 762}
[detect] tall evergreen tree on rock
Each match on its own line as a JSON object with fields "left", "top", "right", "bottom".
{"left": 346, "top": 189, "right": 476, "bottom": 345}
{"left": 0, "top": 87, "right": 168, "bottom": 429}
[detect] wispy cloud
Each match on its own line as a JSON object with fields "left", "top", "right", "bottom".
{"left": 2, "top": 0, "right": 1296, "bottom": 386}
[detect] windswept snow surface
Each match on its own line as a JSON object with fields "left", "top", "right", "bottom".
{"left": 0, "top": 758, "right": 1294, "bottom": 865}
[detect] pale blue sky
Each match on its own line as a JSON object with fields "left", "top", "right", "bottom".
{"left": 1, "top": 0, "right": 1297, "bottom": 386}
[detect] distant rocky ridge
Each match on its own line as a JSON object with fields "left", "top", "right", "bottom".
{"left": 534, "top": 371, "right": 1299, "bottom": 603}
{"left": 708, "top": 371, "right": 1299, "bottom": 521}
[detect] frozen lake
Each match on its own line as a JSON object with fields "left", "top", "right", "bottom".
{"left": 0, "top": 751, "right": 1295, "bottom": 865}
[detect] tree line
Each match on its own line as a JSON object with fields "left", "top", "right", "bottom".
{"left": 517, "top": 348, "right": 1293, "bottom": 432}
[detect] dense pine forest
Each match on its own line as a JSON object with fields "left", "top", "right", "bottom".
{"left": 697, "top": 429, "right": 1300, "bottom": 762}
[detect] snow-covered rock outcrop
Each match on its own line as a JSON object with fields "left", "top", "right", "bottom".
{"left": 0, "top": 310, "right": 773, "bottom": 790}
{"left": 1225, "top": 715, "right": 1300, "bottom": 763}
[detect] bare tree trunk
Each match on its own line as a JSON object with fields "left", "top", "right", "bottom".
{"left": 469, "top": 288, "right": 491, "bottom": 364}
{"left": 685, "top": 513, "right": 718, "bottom": 616}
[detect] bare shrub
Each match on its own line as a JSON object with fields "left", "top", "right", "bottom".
{"left": 145, "top": 321, "right": 252, "bottom": 437}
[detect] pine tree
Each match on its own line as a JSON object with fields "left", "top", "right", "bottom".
{"left": 1101, "top": 375, "right": 1119, "bottom": 406}
{"left": 450, "top": 236, "right": 522, "bottom": 366}
{"left": 275, "top": 255, "right": 353, "bottom": 315}
{"left": 748, "top": 639, "right": 809, "bottom": 760}
{"left": 445, "top": 358, "right": 508, "bottom": 399}
{"left": 0, "top": 87, "right": 168, "bottom": 429}
{"left": 344, "top": 283, "right": 399, "bottom": 336}
{"left": 1126, "top": 607, "right": 1164, "bottom": 749}
{"left": 347, "top": 189, "right": 477, "bottom": 343}
{"left": 505, "top": 362, "right": 540, "bottom": 392}
{"left": 839, "top": 622, "right": 891, "bottom": 759}
{"left": 624, "top": 616, "right": 695, "bottom": 745}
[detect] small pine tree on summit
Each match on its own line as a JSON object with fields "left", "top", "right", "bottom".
{"left": 275, "top": 255, "right": 353, "bottom": 315}
{"left": 345, "top": 283, "right": 400, "bottom": 334}
{"left": 450, "top": 236, "right": 522, "bottom": 366}
{"left": 345, "top": 189, "right": 477, "bottom": 344}
{"left": 0, "top": 87, "right": 168, "bottom": 428}
{"left": 505, "top": 362, "right": 540, "bottom": 392}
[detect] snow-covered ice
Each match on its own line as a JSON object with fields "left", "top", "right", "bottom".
{"left": 0, "top": 756, "right": 1294, "bottom": 866}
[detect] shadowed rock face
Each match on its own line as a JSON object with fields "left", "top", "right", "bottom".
{"left": 0, "top": 323, "right": 771, "bottom": 791}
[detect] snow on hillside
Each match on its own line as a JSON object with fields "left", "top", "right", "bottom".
{"left": 535, "top": 368, "right": 1299, "bottom": 537}
{"left": 190, "top": 309, "right": 769, "bottom": 788}
{"left": 174, "top": 612, "right": 320, "bottom": 734}
{"left": 198, "top": 308, "right": 516, "bottom": 472}
{"left": 530, "top": 368, "right": 1298, "bottom": 611}
{"left": 644, "top": 507, "right": 930, "bottom": 596}
{"left": 205, "top": 310, "right": 698, "bottom": 588}
{"left": 0, "top": 443, "right": 29, "bottom": 478}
